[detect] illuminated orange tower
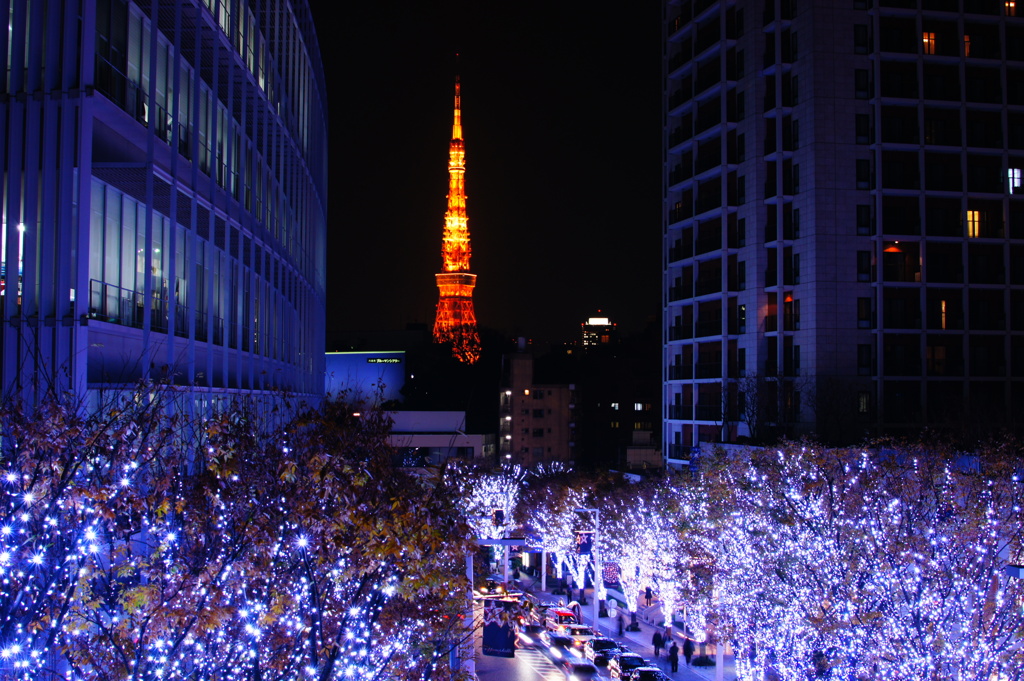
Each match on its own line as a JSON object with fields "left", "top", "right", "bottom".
{"left": 433, "top": 76, "right": 482, "bottom": 364}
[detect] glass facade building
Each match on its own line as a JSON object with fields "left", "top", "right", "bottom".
{"left": 663, "top": 0, "right": 1024, "bottom": 455}
{"left": 1, "top": 0, "right": 327, "bottom": 408}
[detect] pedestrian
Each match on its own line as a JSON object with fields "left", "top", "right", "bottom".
{"left": 669, "top": 642, "right": 680, "bottom": 672}
{"left": 683, "top": 636, "right": 695, "bottom": 667}
{"left": 645, "top": 586, "right": 653, "bottom": 607}
{"left": 618, "top": 613, "right": 625, "bottom": 637}
{"left": 653, "top": 631, "right": 664, "bottom": 658}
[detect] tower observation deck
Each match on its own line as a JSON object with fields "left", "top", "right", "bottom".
{"left": 433, "top": 76, "right": 481, "bottom": 364}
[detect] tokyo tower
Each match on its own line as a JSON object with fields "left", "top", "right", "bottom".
{"left": 433, "top": 75, "right": 482, "bottom": 364}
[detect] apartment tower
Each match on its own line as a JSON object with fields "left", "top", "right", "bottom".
{"left": 663, "top": 0, "right": 1024, "bottom": 457}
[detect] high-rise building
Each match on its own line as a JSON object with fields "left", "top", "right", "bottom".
{"left": 433, "top": 76, "right": 482, "bottom": 365}
{"left": 663, "top": 0, "right": 1024, "bottom": 457}
{"left": 581, "top": 314, "right": 618, "bottom": 350}
{"left": 1, "top": 0, "right": 327, "bottom": 411}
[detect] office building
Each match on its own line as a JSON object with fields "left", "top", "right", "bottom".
{"left": 1, "top": 0, "right": 327, "bottom": 411}
{"left": 663, "top": 0, "right": 1024, "bottom": 456}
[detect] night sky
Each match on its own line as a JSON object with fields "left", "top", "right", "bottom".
{"left": 313, "top": 1, "right": 662, "bottom": 348}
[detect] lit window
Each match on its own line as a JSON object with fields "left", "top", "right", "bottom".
{"left": 858, "top": 392, "right": 870, "bottom": 414}
{"left": 940, "top": 299, "right": 947, "bottom": 330}
{"left": 963, "top": 35, "right": 970, "bottom": 57}
{"left": 1009, "top": 168, "right": 1022, "bottom": 194}
{"left": 1007, "top": 1, "right": 1017, "bottom": 17}
{"left": 634, "top": 402, "right": 643, "bottom": 411}
{"left": 610, "top": 402, "right": 619, "bottom": 410}
{"left": 967, "top": 210, "right": 980, "bottom": 238}
{"left": 923, "top": 32, "right": 936, "bottom": 55}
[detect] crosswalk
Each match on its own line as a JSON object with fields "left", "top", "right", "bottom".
{"left": 516, "top": 647, "right": 567, "bottom": 681}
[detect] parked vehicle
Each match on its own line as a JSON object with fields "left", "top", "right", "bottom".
{"left": 583, "top": 636, "right": 621, "bottom": 665}
{"left": 629, "top": 666, "right": 671, "bottom": 681}
{"left": 608, "top": 653, "right": 650, "bottom": 680}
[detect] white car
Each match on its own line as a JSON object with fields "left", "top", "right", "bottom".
{"left": 563, "top": 624, "right": 596, "bottom": 649}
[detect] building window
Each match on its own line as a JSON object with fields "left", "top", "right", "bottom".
{"left": 967, "top": 209, "right": 980, "bottom": 238}
{"left": 1009, "top": 168, "right": 1021, "bottom": 194}
{"left": 736, "top": 91, "right": 746, "bottom": 120}
{"left": 792, "top": 119, "right": 800, "bottom": 148}
{"left": 791, "top": 75, "right": 799, "bottom": 104}
{"left": 964, "top": 34, "right": 971, "bottom": 57}
{"left": 854, "top": 24, "right": 870, "bottom": 54}
{"left": 738, "top": 262, "right": 746, "bottom": 290}
{"left": 855, "top": 69, "right": 869, "bottom": 99}
{"left": 738, "top": 176, "right": 747, "bottom": 204}
{"left": 737, "top": 133, "right": 746, "bottom": 162}
{"left": 857, "top": 204, "right": 873, "bottom": 235}
{"left": 792, "top": 164, "right": 800, "bottom": 193}
{"left": 857, "top": 344, "right": 872, "bottom": 375}
{"left": 738, "top": 218, "right": 747, "bottom": 246}
{"left": 611, "top": 402, "right": 619, "bottom": 410}
{"left": 532, "top": 428, "right": 544, "bottom": 437}
{"left": 858, "top": 391, "right": 871, "bottom": 413}
{"left": 857, "top": 250, "right": 872, "bottom": 281}
{"left": 923, "top": 32, "right": 936, "bottom": 55}
{"left": 856, "top": 159, "right": 871, "bottom": 189}
{"left": 1008, "top": 1, "right": 1017, "bottom": 17}
{"left": 857, "top": 297, "right": 873, "bottom": 328}
{"left": 784, "top": 296, "right": 800, "bottom": 330}
{"left": 634, "top": 402, "right": 643, "bottom": 410}
{"left": 738, "top": 305, "right": 746, "bottom": 334}
{"left": 856, "top": 114, "right": 870, "bottom": 144}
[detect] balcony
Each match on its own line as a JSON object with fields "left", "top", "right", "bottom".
{"left": 669, "top": 405, "right": 692, "bottom": 420}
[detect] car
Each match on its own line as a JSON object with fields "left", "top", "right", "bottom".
{"left": 629, "top": 666, "right": 671, "bottom": 681}
{"left": 544, "top": 606, "right": 579, "bottom": 631}
{"left": 516, "top": 623, "right": 545, "bottom": 649}
{"left": 540, "top": 628, "right": 574, "bottom": 652}
{"left": 562, "top": 624, "right": 596, "bottom": 649}
{"left": 525, "top": 596, "right": 560, "bottom": 625}
{"left": 583, "top": 636, "right": 621, "bottom": 665}
{"left": 473, "top": 575, "right": 507, "bottom": 599}
{"left": 560, "top": 660, "right": 600, "bottom": 681}
{"left": 608, "top": 652, "right": 648, "bottom": 679}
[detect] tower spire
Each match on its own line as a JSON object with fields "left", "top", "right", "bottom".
{"left": 433, "top": 72, "right": 481, "bottom": 364}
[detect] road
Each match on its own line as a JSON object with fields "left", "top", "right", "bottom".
{"left": 474, "top": 644, "right": 567, "bottom": 681}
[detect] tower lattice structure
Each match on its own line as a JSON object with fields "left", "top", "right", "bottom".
{"left": 433, "top": 76, "right": 482, "bottom": 364}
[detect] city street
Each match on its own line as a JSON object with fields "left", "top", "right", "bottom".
{"left": 471, "top": 571, "right": 736, "bottom": 681}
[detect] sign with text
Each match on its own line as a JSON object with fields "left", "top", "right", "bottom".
{"left": 482, "top": 599, "right": 515, "bottom": 658}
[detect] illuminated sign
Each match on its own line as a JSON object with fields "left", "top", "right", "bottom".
{"left": 366, "top": 358, "right": 401, "bottom": 364}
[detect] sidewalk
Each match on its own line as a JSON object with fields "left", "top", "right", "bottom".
{"left": 515, "top": 572, "right": 736, "bottom": 681}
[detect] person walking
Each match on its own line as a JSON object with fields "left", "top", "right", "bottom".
{"left": 645, "top": 586, "right": 653, "bottom": 607}
{"left": 653, "top": 631, "right": 664, "bottom": 658}
{"left": 683, "top": 636, "right": 695, "bottom": 667}
{"left": 668, "top": 642, "right": 680, "bottom": 672}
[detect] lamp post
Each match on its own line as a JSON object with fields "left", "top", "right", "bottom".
{"left": 575, "top": 507, "right": 601, "bottom": 632}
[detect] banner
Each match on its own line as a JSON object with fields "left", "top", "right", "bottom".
{"left": 482, "top": 599, "right": 515, "bottom": 658}
{"left": 575, "top": 530, "right": 593, "bottom": 556}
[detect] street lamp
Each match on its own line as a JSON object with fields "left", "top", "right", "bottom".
{"left": 575, "top": 507, "right": 602, "bottom": 632}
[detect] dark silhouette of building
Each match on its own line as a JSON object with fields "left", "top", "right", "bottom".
{"left": 663, "top": 0, "right": 1024, "bottom": 456}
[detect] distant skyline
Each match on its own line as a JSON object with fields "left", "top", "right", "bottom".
{"left": 315, "top": 1, "right": 662, "bottom": 348}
